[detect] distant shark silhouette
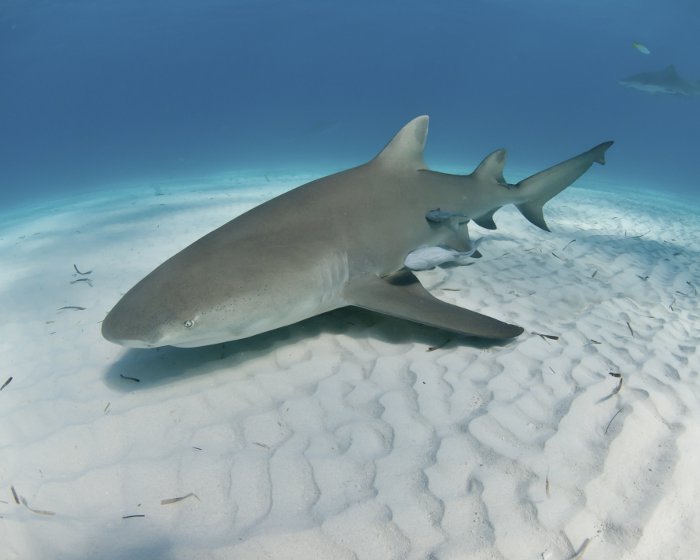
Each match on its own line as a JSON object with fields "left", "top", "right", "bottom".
{"left": 619, "top": 65, "right": 700, "bottom": 96}
{"left": 102, "top": 116, "right": 613, "bottom": 349}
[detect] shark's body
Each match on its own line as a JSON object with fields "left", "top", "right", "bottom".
{"left": 619, "top": 65, "right": 700, "bottom": 96}
{"left": 102, "top": 116, "right": 613, "bottom": 348}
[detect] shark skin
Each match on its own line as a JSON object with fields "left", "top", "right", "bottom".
{"left": 619, "top": 65, "right": 700, "bottom": 96}
{"left": 102, "top": 116, "right": 613, "bottom": 348}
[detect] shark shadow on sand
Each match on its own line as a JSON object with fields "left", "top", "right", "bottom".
{"left": 103, "top": 304, "right": 517, "bottom": 391}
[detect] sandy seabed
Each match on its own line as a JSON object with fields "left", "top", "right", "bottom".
{"left": 1, "top": 176, "right": 699, "bottom": 560}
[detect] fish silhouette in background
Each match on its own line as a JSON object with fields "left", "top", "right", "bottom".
{"left": 619, "top": 65, "right": 700, "bottom": 96}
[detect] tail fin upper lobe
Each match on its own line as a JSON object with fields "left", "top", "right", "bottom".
{"left": 516, "top": 141, "right": 614, "bottom": 231}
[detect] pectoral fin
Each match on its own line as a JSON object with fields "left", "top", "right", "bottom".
{"left": 343, "top": 271, "right": 523, "bottom": 340}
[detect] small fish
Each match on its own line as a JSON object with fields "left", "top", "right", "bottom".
{"left": 612, "top": 377, "right": 623, "bottom": 395}
{"left": 533, "top": 332, "right": 559, "bottom": 341}
{"left": 160, "top": 492, "right": 199, "bottom": 505}
{"left": 632, "top": 41, "right": 651, "bottom": 55}
{"left": 20, "top": 496, "right": 55, "bottom": 516}
{"left": 597, "top": 374, "right": 623, "bottom": 404}
{"left": 73, "top": 264, "right": 93, "bottom": 275}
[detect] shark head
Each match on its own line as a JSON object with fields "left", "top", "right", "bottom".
{"left": 101, "top": 262, "right": 244, "bottom": 348}
{"left": 102, "top": 234, "right": 350, "bottom": 348}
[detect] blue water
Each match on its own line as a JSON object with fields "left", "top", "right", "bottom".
{"left": 2, "top": 0, "right": 699, "bottom": 208}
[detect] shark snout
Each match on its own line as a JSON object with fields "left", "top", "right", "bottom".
{"left": 101, "top": 303, "right": 164, "bottom": 348}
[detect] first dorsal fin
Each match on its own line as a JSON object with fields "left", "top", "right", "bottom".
{"left": 473, "top": 148, "right": 507, "bottom": 183}
{"left": 373, "top": 115, "right": 429, "bottom": 170}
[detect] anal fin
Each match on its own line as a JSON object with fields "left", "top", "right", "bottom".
{"left": 343, "top": 271, "right": 523, "bottom": 340}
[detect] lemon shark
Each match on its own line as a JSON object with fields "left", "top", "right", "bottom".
{"left": 619, "top": 65, "right": 700, "bottom": 96}
{"left": 102, "top": 116, "right": 613, "bottom": 348}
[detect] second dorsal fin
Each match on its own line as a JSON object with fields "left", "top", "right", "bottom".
{"left": 473, "top": 149, "right": 507, "bottom": 184}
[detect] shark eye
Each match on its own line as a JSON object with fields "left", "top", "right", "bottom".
{"left": 184, "top": 319, "right": 194, "bottom": 328}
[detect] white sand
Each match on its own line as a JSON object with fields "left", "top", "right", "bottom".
{"left": 1, "top": 177, "right": 699, "bottom": 559}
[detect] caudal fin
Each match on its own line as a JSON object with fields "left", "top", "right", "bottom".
{"left": 515, "top": 141, "right": 614, "bottom": 231}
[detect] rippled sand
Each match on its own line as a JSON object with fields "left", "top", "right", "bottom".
{"left": 1, "top": 180, "right": 699, "bottom": 559}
